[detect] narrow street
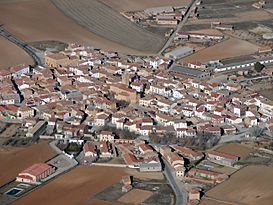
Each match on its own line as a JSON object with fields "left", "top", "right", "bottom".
{"left": 163, "top": 158, "right": 188, "bottom": 205}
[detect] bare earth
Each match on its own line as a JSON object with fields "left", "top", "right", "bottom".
{"left": 216, "top": 143, "right": 253, "bottom": 159}
{"left": 51, "top": 0, "right": 165, "bottom": 53}
{"left": 0, "top": 36, "right": 33, "bottom": 69}
{"left": 118, "top": 189, "right": 153, "bottom": 204}
{"left": 205, "top": 166, "right": 273, "bottom": 205}
{"left": 0, "top": 0, "right": 150, "bottom": 55}
{"left": 200, "top": 199, "right": 231, "bottom": 205}
{"left": 99, "top": 0, "right": 191, "bottom": 12}
{"left": 0, "top": 143, "right": 55, "bottom": 185}
{"left": 13, "top": 166, "right": 126, "bottom": 205}
{"left": 182, "top": 38, "right": 260, "bottom": 63}
{"left": 189, "top": 10, "right": 272, "bottom": 25}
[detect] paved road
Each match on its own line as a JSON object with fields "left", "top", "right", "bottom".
{"left": 0, "top": 26, "right": 42, "bottom": 66}
{"left": 163, "top": 158, "right": 187, "bottom": 205}
{"left": 219, "top": 127, "right": 266, "bottom": 144}
{"left": 158, "top": 0, "right": 199, "bottom": 55}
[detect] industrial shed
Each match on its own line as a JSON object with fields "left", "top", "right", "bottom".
{"left": 164, "top": 47, "right": 194, "bottom": 60}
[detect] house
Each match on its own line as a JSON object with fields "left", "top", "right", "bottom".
{"left": 175, "top": 166, "right": 186, "bottom": 178}
{"left": 83, "top": 143, "right": 97, "bottom": 158}
{"left": 17, "top": 106, "right": 35, "bottom": 119}
{"left": 10, "top": 64, "right": 30, "bottom": 78}
{"left": 207, "top": 150, "right": 239, "bottom": 166}
{"left": 123, "top": 153, "right": 140, "bottom": 167}
{"left": 187, "top": 168, "right": 228, "bottom": 183}
{"left": 16, "top": 163, "right": 55, "bottom": 184}
{"left": 167, "top": 152, "right": 184, "bottom": 169}
{"left": 188, "top": 188, "right": 201, "bottom": 201}
{"left": 139, "top": 157, "right": 162, "bottom": 172}
{"left": 98, "top": 131, "right": 115, "bottom": 142}
{"left": 109, "top": 84, "right": 139, "bottom": 104}
{"left": 45, "top": 53, "right": 78, "bottom": 68}
{"left": 157, "top": 18, "right": 179, "bottom": 26}
{"left": 94, "top": 113, "right": 109, "bottom": 127}
{"left": 171, "top": 145, "right": 203, "bottom": 160}
{"left": 99, "top": 142, "right": 112, "bottom": 158}
{"left": 139, "top": 144, "right": 154, "bottom": 155}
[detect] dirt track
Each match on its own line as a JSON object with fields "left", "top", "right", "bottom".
{"left": 51, "top": 0, "right": 165, "bottom": 53}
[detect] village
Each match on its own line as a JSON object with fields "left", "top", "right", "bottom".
{"left": 0, "top": 0, "right": 273, "bottom": 204}
{"left": 0, "top": 40, "right": 272, "bottom": 205}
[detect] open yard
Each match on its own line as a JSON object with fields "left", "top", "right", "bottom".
{"left": 0, "top": 0, "right": 153, "bottom": 55}
{"left": 0, "top": 36, "right": 33, "bottom": 69}
{"left": 0, "top": 142, "right": 55, "bottom": 185}
{"left": 182, "top": 38, "right": 260, "bottom": 63}
{"left": 12, "top": 166, "right": 126, "bottom": 205}
{"left": 216, "top": 143, "right": 254, "bottom": 159}
{"left": 99, "top": 0, "right": 191, "bottom": 12}
{"left": 205, "top": 166, "right": 273, "bottom": 205}
{"left": 118, "top": 189, "right": 153, "bottom": 204}
{"left": 126, "top": 168, "right": 165, "bottom": 181}
{"left": 259, "top": 88, "right": 273, "bottom": 101}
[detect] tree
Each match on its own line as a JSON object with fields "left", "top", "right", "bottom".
{"left": 254, "top": 62, "right": 265, "bottom": 73}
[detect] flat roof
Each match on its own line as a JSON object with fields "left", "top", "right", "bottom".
{"left": 165, "top": 47, "right": 193, "bottom": 57}
{"left": 169, "top": 66, "right": 207, "bottom": 77}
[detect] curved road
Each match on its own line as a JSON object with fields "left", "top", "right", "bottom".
{"left": 0, "top": 26, "right": 42, "bottom": 66}
{"left": 158, "top": 0, "right": 199, "bottom": 55}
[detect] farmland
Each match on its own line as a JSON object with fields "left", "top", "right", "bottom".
{"left": 216, "top": 143, "right": 254, "bottom": 159}
{"left": 118, "top": 189, "right": 153, "bottom": 204}
{"left": 182, "top": 38, "right": 260, "bottom": 63}
{"left": 12, "top": 166, "right": 126, "bottom": 205}
{"left": 51, "top": 0, "right": 165, "bottom": 53}
{"left": 99, "top": 0, "right": 191, "bottom": 12}
{"left": 0, "top": 0, "right": 152, "bottom": 55}
{"left": 205, "top": 166, "right": 273, "bottom": 205}
{"left": 0, "top": 36, "right": 33, "bottom": 69}
{"left": 0, "top": 142, "right": 55, "bottom": 185}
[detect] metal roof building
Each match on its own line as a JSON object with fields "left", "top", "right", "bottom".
{"left": 169, "top": 66, "right": 210, "bottom": 79}
{"left": 164, "top": 47, "right": 194, "bottom": 60}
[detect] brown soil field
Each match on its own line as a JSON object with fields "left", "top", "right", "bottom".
{"left": 206, "top": 166, "right": 273, "bottom": 205}
{"left": 88, "top": 200, "right": 123, "bottom": 205}
{"left": 0, "top": 0, "right": 150, "bottom": 55}
{"left": 182, "top": 38, "right": 260, "bottom": 62}
{"left": 189, "top": 10, "right": 272, "bottom": 25}
{"left": 216, "top": 143, "right": 254, "bottom": 159}
{"left": 259, "top": 89, "right": 273, "bottom": 101}
{"left": 99, "top": 0, "right": 191, "bottom": 12}
{"left": 51, "top": 0, "right": 165, "bottom": 53}
{"left": 118, "top": 189, "right": 153, "bottom": 204}
{"left": 13, "top": 166, "right": 126, "bottom": 205}
{"left": 0, "top": 143, "right": 55, "bottom": 185}
{"left": 200, "top": 199, "right": 231, "bottom": 205}
{"left": 0, "top": 37, "right": 33, "bottom": 69}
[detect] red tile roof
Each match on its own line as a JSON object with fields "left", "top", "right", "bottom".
{"left": 20, "top": 163, "right": 52, "bottom": 177}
